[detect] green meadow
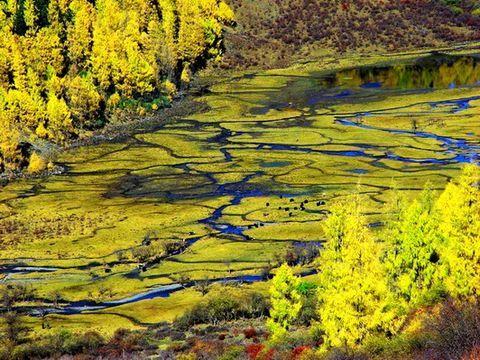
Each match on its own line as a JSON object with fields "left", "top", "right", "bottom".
{"left": 1, "top": 48, "right": 479, "bottom": 335}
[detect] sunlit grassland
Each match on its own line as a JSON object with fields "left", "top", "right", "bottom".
{"left": 1, "top": 46, "right": 478, "bottom": 335}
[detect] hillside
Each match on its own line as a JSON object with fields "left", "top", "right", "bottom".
{"left": 1, "top": 1, "right": 480, "bottom": 360}
{"left": 221, "top": 0, "right": 480, "bottom": 68}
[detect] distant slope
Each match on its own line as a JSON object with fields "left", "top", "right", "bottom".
{"left": 221, "top": 0, "right": 480, "bottom": 69}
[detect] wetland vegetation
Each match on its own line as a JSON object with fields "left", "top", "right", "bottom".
{"left": 1, "top": 0, "right": 480, "bottom": 359}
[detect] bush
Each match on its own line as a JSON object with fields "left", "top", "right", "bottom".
{"left": 177, "top": 353, "right": 197, "bottom": 360}
{"left": 0, "top": 329, "right": 110, "bottom": 360}
{"left": 362, "top": 333, "right": 427, "bottom": 360}
{"left": 190, "top": 339, "right": 227, "bottom": 359}
{"left": 100, "top": 328, "right": 150, "bottom": 357}
{"left": 297, "top": 348, "right": 324, "bottom": 360}
{"left": 422, "top": 300, "right": 480, "bottom": 359}
{"left": 462, "top": 346, "right": 480, "bottom": 360}
{"left": 175, "top": 297, "right": 241, "bottom": 329}
{"left": 175, "top": 290, "right": 269, "bottom": 330}
{"left": 292, "top": 346, "right": 312, "bottom": 359}
{"left": 62, "top": 331, "right": 105, "bottom": 354}
{"left": 26, "top": 152, "right": 47, "bottom": 174}
{"left": 323, "top": 349, "right": 369, "bottom": 360}
{"left": 286, "top": 329, "right": 320, "bottom": 350}
{"left": 245, "top": 344, "right": 265, "bottom": 360}
{"left": 9, "top": 342, "right": 53, "bottom": 360}
{"left": 243, "top": 327, "right": 257, "bottom": 340}
{"left": 219, "top": 345, "right": 246, "bottom": 360}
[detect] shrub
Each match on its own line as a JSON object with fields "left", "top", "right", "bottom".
{"left": 190, "top": 339, "right": 226, "bottom": 359}
{"left": 243, "top": 327, "right": 257, "bottom": 340}
{"left": 62, "top": 331, "right": 105, "bottom": 354}
{"left": 175, "top": 290, "right": 268, "bottom": 330}
{"left": 131, "top": 243, "right": 160, "bottom": 263}
{"left": 26, "top": 152, "right": 47, "bottom": 174}
{"left": 99, "top": 328, "right": 149, "bottom": 357}
{"left": 323, "top": 349, "right": 368, "bottom": 360}
{"left": 297, "top": 348, "right": 323, "bottom": 360}
{"left": 8, "top": 342, "right": 53, "bottom": 360}
{"left": 1, "top": 284, "right": 36, "bottom": 308}
{"left": 242, "top": 292, "right": 269, "bottom": 318}
{"left": 286, "top": 329, "right": 319, "bottom": 350}
{"left": 177, "top": 353, "right": 197, "bottom": 360}
{"left": 461, "top": 346, "right": 480, "bottom": 360}
{"left": 0, "top": 312, "right": 30, "bottom": 347}
{"left": 292, "top": 346, "right": 312, "bottom": 359}
{"left": 362, "top": 333, "right": 427, "bottom": 360}
{"left": 422, "top": 300, "right": 480, "bottom": 359}
{"left": 219, "top": 345, "right": 246, "bottom": 360}
{"left": 246, "top": 344, "right": 265, "bottom": 360}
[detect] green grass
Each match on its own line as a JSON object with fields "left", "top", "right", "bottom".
{"left": 1, "top": 46, "right": 479, "bottom": 334}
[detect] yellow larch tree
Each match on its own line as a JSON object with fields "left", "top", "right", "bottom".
{"left": 316, "top": 195, "right": 401, "bottom": 349}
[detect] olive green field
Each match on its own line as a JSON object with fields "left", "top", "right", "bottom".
{"left": 1, "top": 47, "right": 479, "bottom": 336}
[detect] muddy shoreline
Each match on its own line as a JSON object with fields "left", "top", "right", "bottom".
{"left": 0, "top": 97, "right": 209, "bottom": 184}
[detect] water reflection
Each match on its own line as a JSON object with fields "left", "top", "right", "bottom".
{"left": 321, "top": 54, "right": 480, "bottom": 90}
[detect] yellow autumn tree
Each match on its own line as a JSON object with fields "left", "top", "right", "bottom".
{"left": 92, "top": 0, "right": 157, "bottom": 97}
{"left": 66, "top": 75, "right": 103, "bottom": 129}
{"left": 436, "top": 164, "right": 480, "bottom": 298}
{"left": 316, "top": 195, "right": 401, "bottom": 349}
{"left": 267, "top": 263, "right": 302, "bottom": 344}
{"left": 0, "top": 0, "right": 233, "bottom": 171}
{"left": 383, "top": 187, "right": 445, "bottom": 306}
{"left": 67, "top": 0, "right": 95, "bottom": 68}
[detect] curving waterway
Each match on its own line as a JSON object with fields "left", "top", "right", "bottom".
{"left": 0, "top": 52, "right": 479, "bottom": 320}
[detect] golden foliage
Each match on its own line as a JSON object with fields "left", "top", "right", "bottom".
{"left": 267, "top": 263, "right": 302, "bottom": 343}
{"left": 437, "top": 164, "right": 480, "bottom": 298}
{"left": 315, "top": 165, "right": 480, "bottom": 351}
{"left": 316, "top": 195, "right": 401, "bottom": 349}
{"left": 0, "top": 0, "right": 233, "bottom": 171}
{"left": 27, "top": 152, "right": 48, "bottom": 174}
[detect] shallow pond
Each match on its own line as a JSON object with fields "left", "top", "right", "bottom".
{"left": 0, "top": 52, "right": 479, "bottom": 325}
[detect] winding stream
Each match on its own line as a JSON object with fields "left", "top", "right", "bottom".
{"left": 1, "top": 52, "right": 479, "bottom": 320}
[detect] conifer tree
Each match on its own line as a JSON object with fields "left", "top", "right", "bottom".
{"left": 267, "top": 263, "right": 302, "bottom": 344}
{"left": 436, "top": 164, "right": 480, "bottom": 298}
{"left": 317, "top": 195, "right": 400, "bottom": 349}
{"left": 383, "top": 187, "right": 444, "bottom": 305}
{"left": 67, "top": 0, "right": 95, "bottom": 68}
{"left": 0, "top": 0, "right": 233, "bottom": 170}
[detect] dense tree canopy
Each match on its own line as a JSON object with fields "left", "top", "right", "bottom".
{"left": 312, "top": 165, "right": 480, "bottom": 352}
{"left": 0, "top": 0, "right": 233, "bottom": 172}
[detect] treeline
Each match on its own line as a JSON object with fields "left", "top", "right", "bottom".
{"left": 266, "top": 164, "right": 479, "bottom": 355}
{"left": 0, "top": 0, "right": 233, "bottom": 173}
